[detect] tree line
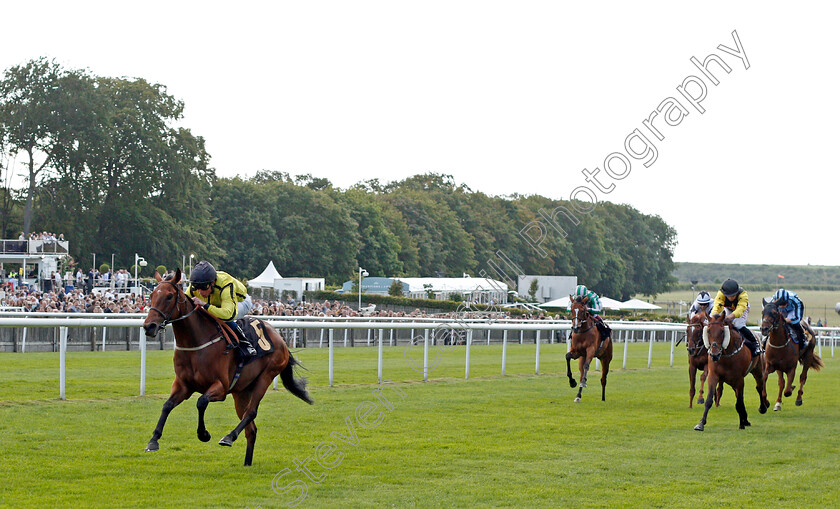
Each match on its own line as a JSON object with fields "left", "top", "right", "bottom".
{"left": 0, "top": 59, "right": 676, "bottom": 298}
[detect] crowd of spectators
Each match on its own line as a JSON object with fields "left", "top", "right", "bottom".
{"left": 18, "top": 231, "right": 65, "bottom": 242}
{"left": 0, "top": 286, "right": 146, "bottom": 313}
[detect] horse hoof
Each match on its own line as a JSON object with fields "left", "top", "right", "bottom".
{"left": 743, "top": 420, "right": 751, "bottom": 427}
{"left": 784, "top": 391, "right": 792, "bottom": 398}
{"left": 574, "top": 397, "right": 581, "bottom": 403}
{"left": 795, "top": 400, "right": 803, "bottom": 407}
{"left": 739, "top": 424, "right": 745, "bottom": 430}
{"left": 774, "top": 403, "right": 781, "bottom": 411}
{"left": 580, "top": 381, "right": 587, "bottom": 388}
{"left": 198, "top": 430, "right": 211, "bottom": 442}
{"left": 759, "top": 405, "right": 767, "bottom": 414}
{"left": 569, "top": 380, "right": 577, "bottom": 388}
{"left": 694, "top": 424, "right": 704, "bottom": 431}
{"left": 697, "top": 397, "right": 705, "bottom": 405}
{"left": 218, "top": 435, "right": 235, "bottom": 447}
{"left": 145, "top": 441, "right": 159, "bottom": 452}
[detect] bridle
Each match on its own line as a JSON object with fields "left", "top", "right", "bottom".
{"left": 685, "top": 322, "right": 707, "bottom": 356}
{"left": 762, "top": 305, "right": 791, "bottom": 349}
{"left": 706, "top": 321, "right": 743, "bottom": 359}
{"left": 146, "top": 280, "right": 198, "bottom": 331}
{"left": 571, "top": 302, "right": 595, "bottom": 334}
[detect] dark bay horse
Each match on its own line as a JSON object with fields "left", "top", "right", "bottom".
{"left": 685, "top": 312, "right": 721, "bottom": 408}
{"left": 694, "top": 313, "right": 769, "bottom": 431}
{"left": 142, "top": 269, "right": 313, "bottom": 466}
{"left": 566, "top": 296, "right": 612, "bottom": 402}
{"left": 760, "top": 301, "right": 824, "bottom": 411}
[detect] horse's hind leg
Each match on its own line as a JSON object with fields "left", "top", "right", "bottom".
{"left": 753, "top": 367, "right": 769, "bottom": 414}
{"left": 796, "top": 366, "right": 809, "bottom": 406}
{"left": 197, "top": 380, "right": 227, "bottom": 443}
{"left": 695, "top": 373, "right": 718, "bottom": 431}
{"left": 146, "top": 380, "right": 191, "bottom": 452}
{"left": 220, "top": 373, "right": 272, "bottom": 454}
{"left": 697, "top": 365, "right": 707, "bottom": 405}
{"left": 734, "top": 382, "right": 751, "bottom": 429}
{"left": 233, "top": 391, "right": 258, "bottom": 466}
{"left": 784, "top": 367, "right": 796, "bottom": 398}
{"left": 600, "top": 357, "right": 610, "bottom": 402}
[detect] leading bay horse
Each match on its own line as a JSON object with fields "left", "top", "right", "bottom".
{"left": 566, "top": 296, "right": 612, "bottom": 402}
{"left": 694, "top": 313, "right": 769, "bottom": 431}
{"left": 760, "top": 300, "right": 824, "bottom": 411}
{"left": 142, "top": 269, "right": 313, "bottom": 466}
{"left": 684, "top": 312, "right": 721, "bottom": 408}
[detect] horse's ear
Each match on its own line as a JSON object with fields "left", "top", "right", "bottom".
{"left": 154, "top": 271, "right": 163, "bottom": 282}
{"left": 762, "top": 297, "right": 768, "bottom": 308}
{"left": 174, "top": 268, "right": 182, "bottom": 284}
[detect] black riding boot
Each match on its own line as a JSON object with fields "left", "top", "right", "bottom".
{"left": 791, "top": 323, "right": 808, "bottom": 354}
{"left": 227, "top": 321, "right": 256, "bottom": 358}
{"left": 595, "top": 318, "right": 611, "bottom": 344}
{"left": 738, "top": 326, "right": 760, "bottom": 357}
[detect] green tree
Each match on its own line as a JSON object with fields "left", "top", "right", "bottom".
{"left": 528, "top": 279, "right": 539, "bottom": 301}
{"left": 388, "top": 279, "right": 404, "bottom": 297}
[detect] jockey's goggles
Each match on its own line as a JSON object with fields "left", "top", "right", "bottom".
{"left": 191, "top": 282, "right": 212, "bottom": 291}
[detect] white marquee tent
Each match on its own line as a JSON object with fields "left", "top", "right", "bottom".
{"left": 248, "top": 261, "right": 283, "bottom": 288}
{"left": 620, "top": 298, "right": 662, "bottom": 310}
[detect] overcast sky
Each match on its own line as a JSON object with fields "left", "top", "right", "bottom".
{"left": 3, "top": 1, "right": 838, "bottom": 266}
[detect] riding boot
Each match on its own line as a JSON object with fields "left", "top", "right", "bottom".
{"left": 594, "top": 317, "right": 610, "bottom": 345}
{"left": 738, "top": 326, "right": 760, "bottom": 357}
{"left": 792, "top": 323, "right": 808, "bottom": 356}
{"left": 227, "top": 321, "right": 256, "bottom": 358}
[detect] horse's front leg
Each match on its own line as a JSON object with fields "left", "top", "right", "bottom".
{"left": 197, "top": 380, "right": 227, "bottom": 443}
{"left": 734, "top": 379, "right": 750, "bottom": 429}
{"left": 695, "top": 371, "right": 718, "bottom": 431}
{"left": 688, "top": 364, "right": 698, "bottom": 408}
{"left": 146, "top": 380, "right": 191, "bottom": 452}
{"left": 565, "top": 350, "right": 578, "bottom": 388}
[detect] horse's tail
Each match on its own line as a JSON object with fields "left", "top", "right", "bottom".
{"left": 281, "top": 352, "right": 314, "bottom": 404}
{"left": 802, "top": 350, "right": 825, "bottom": 372}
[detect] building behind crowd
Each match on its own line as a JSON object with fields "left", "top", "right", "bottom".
{"left": 340, "top": 276, "right": 509, "bottom": 304}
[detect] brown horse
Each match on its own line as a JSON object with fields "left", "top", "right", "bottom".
{"left": 684, "top": 312, "right": 721, "bottom": 408}
{"left": 760, "top": 301, "right": 824, "bottom": 411}
{"left": 141, "top": 269, "right": 313, "bottom": 466}
{"left": 694, "top": 313, "right": 769, "bottom": 431}
{"left": 565, "top": 296, "right": 613, "bottom": 402}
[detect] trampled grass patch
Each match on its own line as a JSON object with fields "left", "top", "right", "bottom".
{"left": 0, "top": 343, "right": 837, "bottom": 508}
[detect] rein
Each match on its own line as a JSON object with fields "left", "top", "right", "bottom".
{"left": 147, "top": 280, "right": 216, "bottom": 351}
{"left": 707, "top": 322, "right": 744, "bottom": 359}
{"left": 763, "top": 311, "right": 792, "bottom": 349}
{"left": 685, "top": 323, "right": 706, "bottom": 356}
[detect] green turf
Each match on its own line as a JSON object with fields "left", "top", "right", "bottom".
{"left": 0, "top": 343, "right": 838, "bottom": 508}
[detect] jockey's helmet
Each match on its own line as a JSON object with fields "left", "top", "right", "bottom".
{"left": 721, "top": 279, "right": 740, "bottom": 298}
{"left": 191, "top": 261, "right": 217, "bottom": 287}
{"left": 774, "top": 289, "right": 790, "bottom": 306}
{"left": 696, "top": 291, "right": 711, "bottom": 305}
{"left": 574, "top": 285, "right": 588, "bottom": 298}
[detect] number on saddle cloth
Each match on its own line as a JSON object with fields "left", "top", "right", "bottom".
{"left": 240, "top": 319, "right": 275, "bottom": 355}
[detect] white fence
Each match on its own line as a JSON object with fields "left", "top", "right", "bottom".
{"left": 0, "top": 316, "right": 836, "bottom": 400}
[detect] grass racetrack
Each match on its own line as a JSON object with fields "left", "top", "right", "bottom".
{"left": 1, "top": 342, "right": 838, "bottom": 508}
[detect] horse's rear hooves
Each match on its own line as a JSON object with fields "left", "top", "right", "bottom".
{"left": 574, "top": 397, "right": 581, "bottom": 403}
{"left": 145, "top": 440, "right": 159, "bottom": 452}
{"left": 569, "top": 379, "right": 577, "bottom": 388}
{"left": 218, "top": 435, "right": 235, "bottom": 447}
{"left": 696, "top": 397, "right": 705, "bottom": 405}
{"left": 693, "top": 424, "right": 704, "bottom": 431}
{"left": 795, "top": 400, "right": 803, "bottom": 406}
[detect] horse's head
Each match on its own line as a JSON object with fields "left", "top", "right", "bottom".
{"left": 143, "top": 268, "right": 187, "bottom": 337}
{"left": 760, "top": 298, "right": 782, "bottom": 337}
{"left": 704, "top": 313, "right": 731, "bottom": 362}
{"left": 569, "top": 295, "right": 590, "bottom": 333}
{"left": 686, "top": 312, "right": 708, "bottom": 355}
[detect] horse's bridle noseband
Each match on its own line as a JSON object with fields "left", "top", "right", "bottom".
{"left": 762, "top": 307, "right": 791, "bottom": 349}
{"left": 571, "top": 305, "right": 595, "bottom": 334}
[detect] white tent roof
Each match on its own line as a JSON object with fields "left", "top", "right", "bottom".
{"left": 249, "top": 261, "right": 283, "bottom": 288}
{"left": 539, "top": 295, "right": 622, "bottom": 310}
{"left": 621, "top": 298, "right": 662, "bottom": 310}
{"left": 539, "top": 296, "right": 571, "bottom": 308}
